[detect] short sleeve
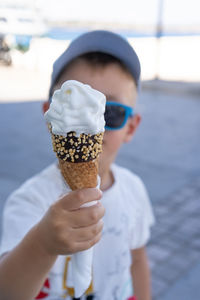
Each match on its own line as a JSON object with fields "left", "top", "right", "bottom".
{"left": 0, "top": 180, "right": 48, "bottom": 256}
{"left": 129, "top": 177, "right": 155, "bottom": 249}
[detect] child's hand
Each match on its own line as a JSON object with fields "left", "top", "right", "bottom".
{"left": 36, "top": 188, "right": 104, "bottom": 256}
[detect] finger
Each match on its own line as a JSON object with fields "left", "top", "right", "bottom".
{"left": 72, "top": 219, "right": 104, "bottom": 242}
{"left": 74, "top": 231, "right": 102, "bottom": 252}
{"left": 58, "top": 188, "right": 102, "bottom": 210}
{"left": 69, "top": 202, "right": 105, "bottom": 228}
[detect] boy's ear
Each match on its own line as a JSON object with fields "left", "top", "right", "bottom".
{"left": 123, "top": 114, "right": 141, "bottom": 143}
{"left": 42, "top": 101, "right": 50, "bottom": 114}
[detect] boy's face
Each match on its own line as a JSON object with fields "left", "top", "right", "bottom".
{"left": 48, "top": 60, "right": 141, "bottom": 176}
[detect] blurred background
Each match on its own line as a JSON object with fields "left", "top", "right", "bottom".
{"left": 0, "top": 0, "right": 200, "bottom": 299}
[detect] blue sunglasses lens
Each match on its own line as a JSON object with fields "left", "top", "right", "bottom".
{"left": 105, "top": 104, "right": 127, "bottom": 129}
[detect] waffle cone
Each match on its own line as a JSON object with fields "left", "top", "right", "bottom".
{"left": 59, "top": 158, "right": 98, "bottom": 190}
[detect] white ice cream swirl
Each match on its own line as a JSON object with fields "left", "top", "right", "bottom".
{"left": 45, "top": 80, "right": 106, "bottom": 136}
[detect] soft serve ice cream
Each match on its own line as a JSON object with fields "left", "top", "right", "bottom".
{"left": 45, "top": 80, "right": 106, "bottom": 165}
{"left": 45, "top": 80, "right": 106, "bottom": 137}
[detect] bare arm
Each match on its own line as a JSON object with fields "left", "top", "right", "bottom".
{"left": 131, "top": 247, "right": 152, "bottom": 300}
{"left": 0, "top": 188, "right": 104, "bottom": 300}
{"left": 0, "top": 226, "right": 57, "bottom": 300}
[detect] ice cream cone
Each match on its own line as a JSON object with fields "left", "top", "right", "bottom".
{"left": 51, "top": 131, "right": 103, "bottom": 190}
{"left": 59, "top": 158, "right": 98, "bottom": 190}
{"left": 45, "top": 80, "right": 105, "bottom": 190}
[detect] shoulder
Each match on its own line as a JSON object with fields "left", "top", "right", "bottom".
{"left": 0, "top": 164, "right": 61, "bottom": 255}
{"left": 15, "top": 163, "right": 59, "bottom": 194}
{"left": 5, "top": 163, "right": 60, "bottom": 211}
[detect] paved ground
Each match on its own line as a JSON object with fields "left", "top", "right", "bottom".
{"left": 148, "top": 176, "right": 200, "bottom": 299}
{"left": 0, "top": 80, "right": 200, "bottom": 299}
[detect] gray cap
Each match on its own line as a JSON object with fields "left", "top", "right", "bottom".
{"left": 49, "top": 30, "right": 141, "bottom": 99}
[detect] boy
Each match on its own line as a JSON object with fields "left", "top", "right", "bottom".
{"left": 0, "top": 30, "right": 154, "bottom": 300}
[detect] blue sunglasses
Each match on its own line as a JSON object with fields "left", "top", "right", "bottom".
{"left": 105, "top": 101, "right": 134, "bottom": 130}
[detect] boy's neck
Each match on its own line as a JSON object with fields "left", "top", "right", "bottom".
{"left": 99, "top": 168, "right": 114, "bottom": 191}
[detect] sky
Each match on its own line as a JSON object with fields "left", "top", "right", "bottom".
{"left": 2, "top": 0, "right": 200, "bottom": 28}
{"left": 39, "top": 0, "right": 200, "bottom": 28}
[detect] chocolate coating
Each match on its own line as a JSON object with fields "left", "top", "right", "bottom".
{"left": 52, "top": 131, "right": 103, "bottom": 163}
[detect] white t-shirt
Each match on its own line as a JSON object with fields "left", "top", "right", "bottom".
{"left": 0, "top": 163, "right": 155, "bottom": 300}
